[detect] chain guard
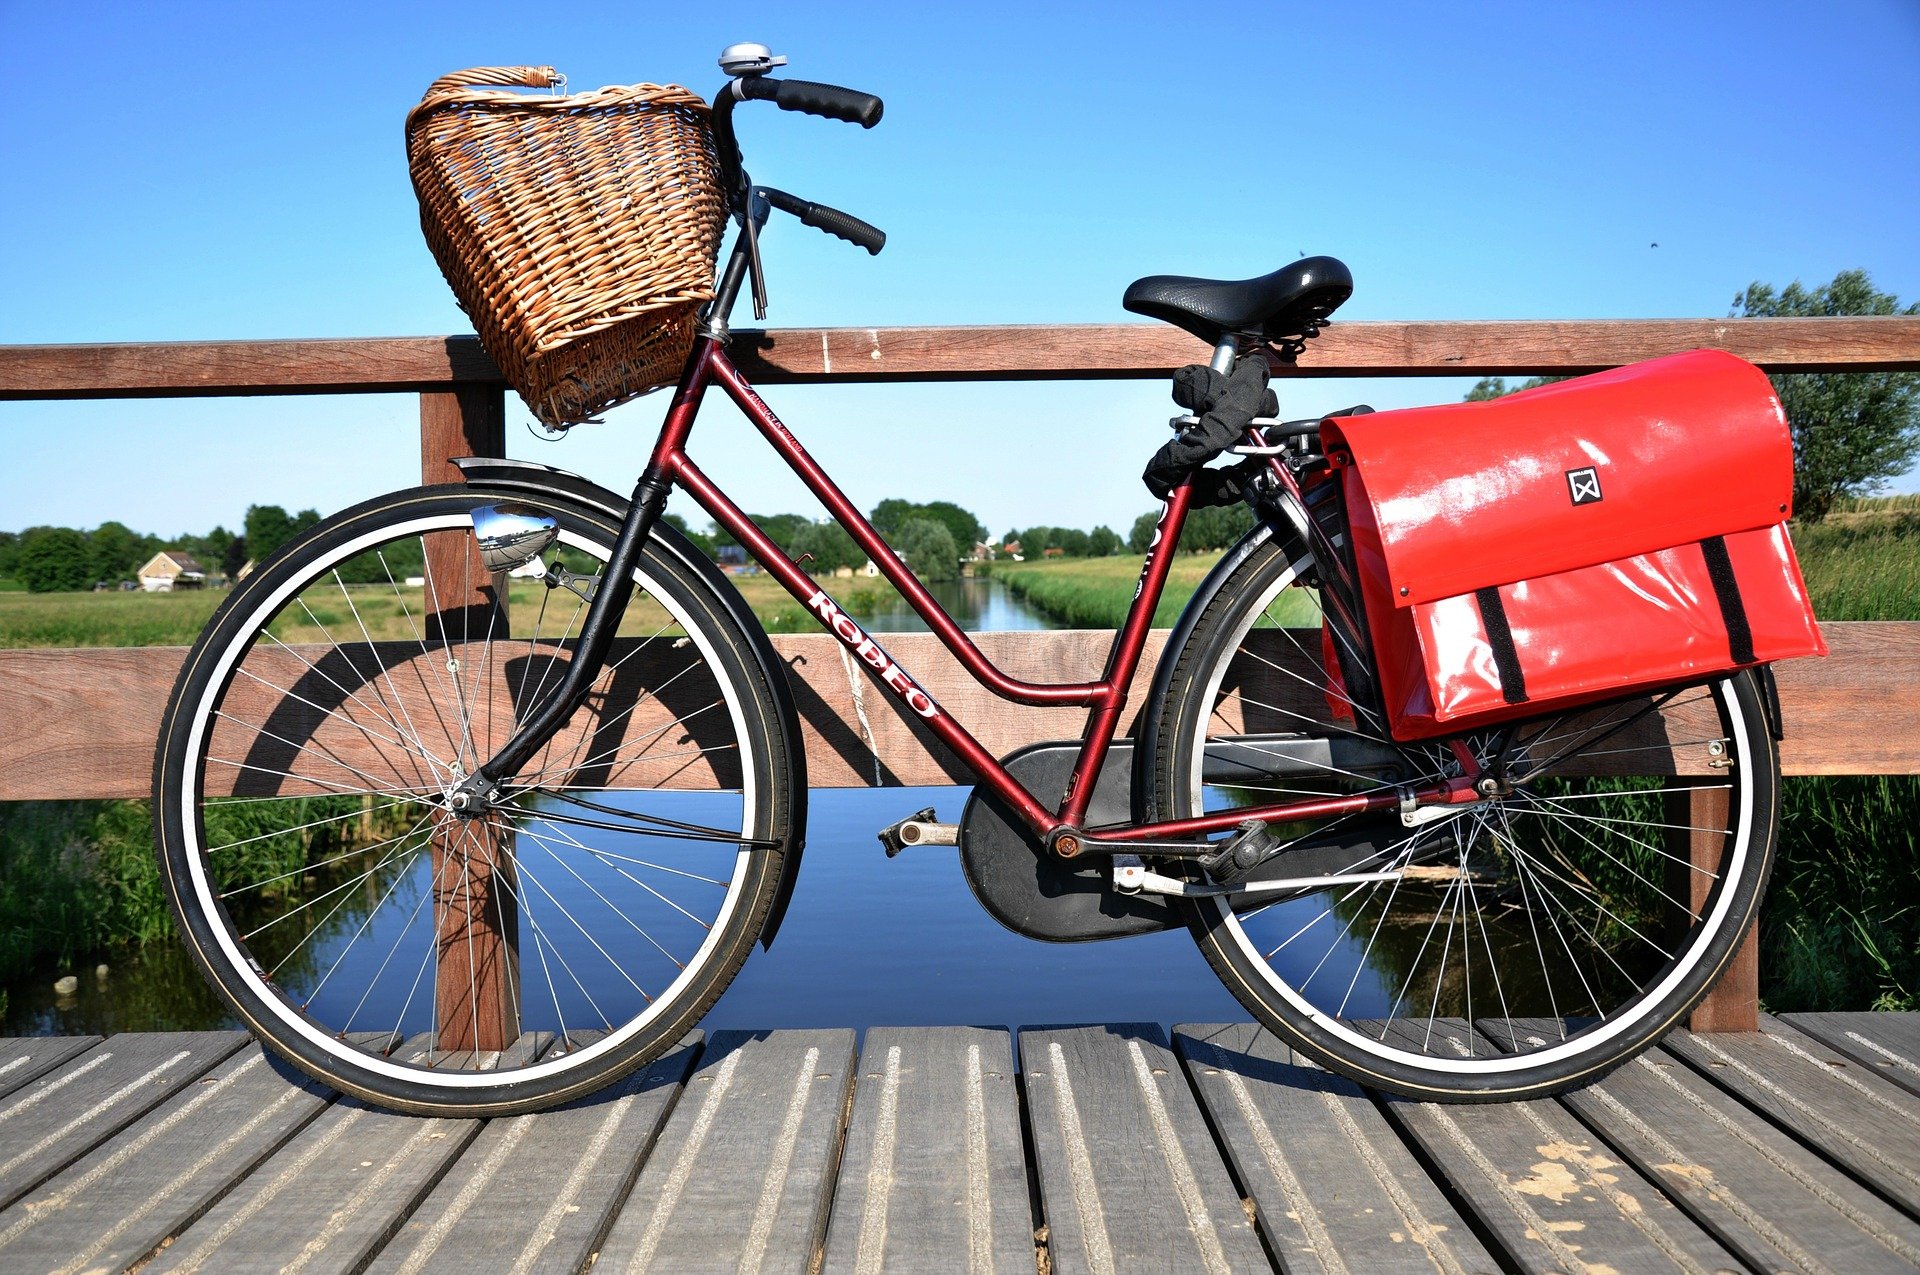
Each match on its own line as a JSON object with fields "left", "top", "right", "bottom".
{"left": 957, "top": 741, "right": 1179, "bottom": 943}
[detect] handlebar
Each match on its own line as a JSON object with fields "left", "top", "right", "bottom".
{"left": 705, "top": 52, "right": 886, "bottom": 321}
{"left": 735, "top": 76, "right": 883, "bottom": 128}
{"left": 758, "top": 187, "right": 885, "bottom": 255}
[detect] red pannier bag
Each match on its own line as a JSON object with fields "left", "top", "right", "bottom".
{"left": 1319, "top": 348, "right": 1826, "bottom": 741}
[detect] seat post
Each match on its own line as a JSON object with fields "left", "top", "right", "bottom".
{"left": 1209, "top": 334, "right": 1239, "bottom": 373}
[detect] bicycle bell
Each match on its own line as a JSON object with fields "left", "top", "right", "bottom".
{"left": 719, "top": 43, "right": 787, "bottom": 77}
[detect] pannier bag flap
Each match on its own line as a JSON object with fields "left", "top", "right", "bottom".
{"left": 1361, "top": 522, "right": 1827, "bottom": 740}
{"left": 1321, "top": 349, "right": 1792, "bottom": 607}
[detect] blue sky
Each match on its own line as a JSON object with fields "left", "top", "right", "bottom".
{"left": 4, "top": 1, "right": 1917, "bottom": 541}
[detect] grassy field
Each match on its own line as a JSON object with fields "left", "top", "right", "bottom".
{"left": 0, "top": 570, "right": 902, "bottom": 649}
{"left": 0, "top": 588, "right": 227, "bottom": 648}
{"left": 983, "top": 550, "right": 1322, "bottom": 629}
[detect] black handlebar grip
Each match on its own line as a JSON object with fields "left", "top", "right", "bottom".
{"left": 761, "top": 187, "right": 886, "bottom": 255}
{"left": 738, "top": 76, "right": 883, "bottom": 127}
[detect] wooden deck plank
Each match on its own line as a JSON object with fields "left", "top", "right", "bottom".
{"left": 1175, "top": 1023, "right": 1494, "bottom": 1274}
{"left": 1376, "top": 1019, "right": 1741, "bottom": 1273}
{"left": 0, "top": 1031, "right": 245, "bottom": 1212}
{"left": 367, "top": 1033, "right": 699, "bottom": 1275}
{"left": 142, "top": 1033, "right": 532, "bottom": 1275}
{"left": 1019, "top": 1024, "right": 1268, "bottom": 1274}
{"left": 1500, "top": 1019, "right": 1920, "bottom": 1271}
{"left": 2, "top": 1021, "right": 1919, "bottom": 1269}
{"left": 592, "top": 1029, "right": 857, "bottom": 1274}
{"left": 1662, "top": 1014, "right": 1920, "bottom": 1211}
{"left": 0, "top": 1043, "right": 334, "bottom": 1273}
{"left": 1781, "top": 1011, "right": 1920, "bottom": 1101}
{"left": 0, "top": 1036, "right": 104, "bottom": 1103}
{"left": 820, "top": 1027, "right": 1034, "bottom": 1275}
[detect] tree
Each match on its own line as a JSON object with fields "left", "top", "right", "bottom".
{"left": 1182, "top": 503, "right": 1255, "bottom": 552}
{"left": 1464, "top": 374, "right": 1569, "bottom": 401}
{"left": 871, "top": 498, "right": 984, "bottom": 553}
{"left": 88, "top": 521, "right": 148, "bottom": 584}
{"left": 243, "top": 505, "right": 298, "bottom": 564}
{"left": 710, "top": 512, "right": 812, "bottom": 555}
{"left": 222, "top": 536, "right": 249, "bottom": 581}
{"left": 0, "top": 530, "right": 17, "bottom": 579}
{"left": 1088, "top": 525, "right": 1122, "bottom": 557}
{"left": 661, "top": 512, "right": 715, "bottom": 558}
{"left": 892, "top": 517, "right": 959, "bottom": 581}
{"left": 918, "top": 500, "right": 986, "bottom": 551}
{"left": 868, "top": 499, "right": 919, "bottom": 538}
{"left": 790, "top": 520, "right": 863, "bottom": 573}
{"left": 15, "top": 526, "right": 93, "bottom": 593}
{"left": 1733, "top": 270, "right": 1920, "bottom": 521}
{"left": 1128, "top": 511, "right": 1160, "bottom": 554}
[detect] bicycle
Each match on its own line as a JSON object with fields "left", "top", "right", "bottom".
{"left": 152, "top": 46, "right": 1806, "bottom": 1115}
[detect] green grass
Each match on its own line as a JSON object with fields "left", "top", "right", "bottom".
{"left": 0, "top": 588, "right": 226, "bottom": 648}
{"left": 0, "top": 796, "right": 418, "bottom": 1020}
{"left": 1789, "top": 511, "right": 1920, "bottom": 622}
{"left": 1764, "top": 774, "right": 1920, "bottom": 1012}
{"left": 983, "top": 552, "right": 1320, "bottom": 629}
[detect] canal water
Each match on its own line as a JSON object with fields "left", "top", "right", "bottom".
{"left": 3, "top": 578, "right": 1248, "bottom": 1036}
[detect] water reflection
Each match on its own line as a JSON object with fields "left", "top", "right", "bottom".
{"left": 847, "top": 577, "right": 1059, "bottom": 633}
{"left": 6, "top": 787, "right": 1245, "bottom": 1037}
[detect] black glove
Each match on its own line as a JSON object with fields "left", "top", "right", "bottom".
{"left": 1142, "top": 355, "right": 1279, "bottom": 501}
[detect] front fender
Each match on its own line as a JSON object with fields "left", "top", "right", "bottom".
{"left": 453, "top": 457, "right": 810, "bottom": 950}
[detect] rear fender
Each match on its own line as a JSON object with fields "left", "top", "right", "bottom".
{"left": 453, "top": 457, "right": 809, "bottom": 949}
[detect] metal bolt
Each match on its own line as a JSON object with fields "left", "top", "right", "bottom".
{"left": 1055, "top": 833, "right": 1082, "bottom": 859}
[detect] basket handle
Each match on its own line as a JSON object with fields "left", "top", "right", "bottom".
{"left": 423, "top": 66, "right": 565, "bottom": 98}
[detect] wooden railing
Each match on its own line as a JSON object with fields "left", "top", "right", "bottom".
{"left": 5, "top": 316, "right": 1919, "bottom": 1040}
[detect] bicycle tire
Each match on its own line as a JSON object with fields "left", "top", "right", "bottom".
{"left": 1143, "top": 531, "right": 1779, "bottom": 1101}
{"left": 153, "top": 484, "right": 793, "bottom": 1115}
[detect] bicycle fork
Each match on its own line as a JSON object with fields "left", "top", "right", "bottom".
{"left": 445, "top": 466, "right": 674, "bottom": 814}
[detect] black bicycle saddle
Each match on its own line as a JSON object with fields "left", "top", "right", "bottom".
{"left": 1123, "top": 256, "right": 1353, "bottom": 346}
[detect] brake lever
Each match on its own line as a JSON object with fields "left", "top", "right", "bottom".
{"left": 744, "top": 187, "right": 771, "bottom": 319}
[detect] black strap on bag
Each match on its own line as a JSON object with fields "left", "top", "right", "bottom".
{"left": 1699, "top": 535, "right": 1757, "bottom": 665}
{"left": 1473, "top": 586, "right": 1530, "bottom": 705}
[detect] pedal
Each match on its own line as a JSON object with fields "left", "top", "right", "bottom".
{"left": 878, "top": 807, "right": 958, "bottom": 857}
{"left": 1200, "top": 819, "right": 1278, "bottom": 884}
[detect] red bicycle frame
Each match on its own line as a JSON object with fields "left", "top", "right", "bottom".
{"left": 648, "top": 337, "right": 1460, "bottom": 848}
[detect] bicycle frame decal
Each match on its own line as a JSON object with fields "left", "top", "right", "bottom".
{"left": 802, "top": 586, "right": 940, "bottom": 718}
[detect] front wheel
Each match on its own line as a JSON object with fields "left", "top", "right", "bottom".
{"left": 153, "top": 484, "right": 794, "bottom": 1114}
{"left": 1144, "top": 533, "right": 1779, "bottom": 1101}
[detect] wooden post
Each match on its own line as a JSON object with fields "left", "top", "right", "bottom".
{"left": 420, "top": 386, "right": 519, "bottom": 1053}
{"left": 1667, "top": 785, "right": 1760, "bottom": 1033}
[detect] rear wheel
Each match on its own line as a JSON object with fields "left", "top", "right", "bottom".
{"left": 1145, "top": 532, "right": 1778, "bottom": 1100}
{"left": 153, "top": 484, "right": 792, "bottom": 1114}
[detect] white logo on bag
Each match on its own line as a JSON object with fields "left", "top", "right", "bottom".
{"left": 1566, "top": 467, "right": 1603, "bottom": 505}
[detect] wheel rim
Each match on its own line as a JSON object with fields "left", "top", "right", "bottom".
{"left": 1182, "top": 551, "right": 1757, "bottom": 1077}
{"left": 170, "top": 504, "right": 760, "bottom": 1088}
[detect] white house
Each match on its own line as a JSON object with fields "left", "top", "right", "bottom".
{"left": 137, "top": 551, "right": 207, "bottom": 592}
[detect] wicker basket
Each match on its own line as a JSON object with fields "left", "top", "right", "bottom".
{"left": 407, "top": 67, "right": 728, "bottom": 427}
